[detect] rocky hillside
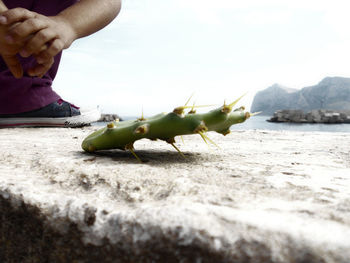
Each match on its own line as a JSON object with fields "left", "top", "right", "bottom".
{"left": 251, "top": 77, "right": 350, "bottom": 115}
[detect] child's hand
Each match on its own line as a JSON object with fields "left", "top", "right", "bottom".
{"left": 0, "top": 8, "right": 76, "bottom": 77}
{"left": 1, "top": 0, "right": 121, "bottom": 78}
{"left": 0, "top": 24, "right": 22, "bottom": 78}
{"left": 0, "top": 1, "right": 23, "bottom": 78}
{"left": 0, "top": 10, "right": 34, "bottom": 78}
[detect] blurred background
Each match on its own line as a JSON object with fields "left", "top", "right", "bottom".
{"left": 53, "top": 0, "right": 350, "bottom": 117}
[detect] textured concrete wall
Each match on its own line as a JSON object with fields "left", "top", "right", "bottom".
{"left": 1, "top": 127, "right": 350, "bottom": 262}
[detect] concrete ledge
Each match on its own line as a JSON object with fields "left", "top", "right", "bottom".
{"left": 1, "top": 127, "right": 350, "bottom": 262}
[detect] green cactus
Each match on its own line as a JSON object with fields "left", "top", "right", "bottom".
{"left": 82, "top": 96, "right": 258, "bottom": 161}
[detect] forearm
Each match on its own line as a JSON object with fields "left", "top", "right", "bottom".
{"left": 56, "top": 0, "right": 121, "bottom": 44}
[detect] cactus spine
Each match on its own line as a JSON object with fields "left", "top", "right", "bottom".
{"left": 82, "top": 96, "right": 257, "bottom": 160}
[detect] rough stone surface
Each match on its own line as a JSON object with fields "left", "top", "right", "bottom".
{"left": 1, "top": 127, "right": 350, "bottom": 262}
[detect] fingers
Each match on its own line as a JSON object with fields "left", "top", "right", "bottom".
{"left": 20, "top": 28, "right": 58, "bottom": 58}
{"left": 27, "top": 38, "right": 64, "bottom": 77}
{"left": 6, "top": 16, "right": 48, "bottom": 48}
{"left": 1, "top": 54, "right": 23, "bottom": 78}
{"left": 0, "top": 8, "right": 36, "bottom": 25}
{"left": 4, "top": 15, "right": 64, "bottom": 58}
{"left": 0, "top": 8, "right": 59, "bottom": 79}
{"left": 0, "top": 8, "right": 65, "bottom": 78}
{"left": 28, "top": 56, "right": 54, "bottom": 78}
{"left": 30, "top": 39, "right": 63, "bottom": 76}
{"left": 35, "top": 39, "right": 64, "bottom": 64}
{"left": 0, "top": 1, "right": 8, "bottom": 12}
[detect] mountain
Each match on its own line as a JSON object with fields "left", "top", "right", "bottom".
{"left": 251, "top": 77, "right": 350, "bottom": 115}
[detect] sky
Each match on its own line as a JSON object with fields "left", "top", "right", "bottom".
{"left": 53, "top": 0, "right": 350, "bottom": 117}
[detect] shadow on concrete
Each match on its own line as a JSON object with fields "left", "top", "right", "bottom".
{"left": 75, "top": 149, "right": 206, "bottom": 165}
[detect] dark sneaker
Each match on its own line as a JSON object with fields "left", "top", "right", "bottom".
{"left": 0, "top": 99, "right": 101, "bottom": 128}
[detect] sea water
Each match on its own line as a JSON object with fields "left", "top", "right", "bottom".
{"left": 95, "top": 115, "right": 350, "bottom": 133}
{"left": 230, "top": 116, "right": 350, "bottom": 133}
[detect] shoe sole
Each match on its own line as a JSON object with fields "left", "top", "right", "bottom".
{"left": 0, "top": 108, "right": 101, "bottom": 128}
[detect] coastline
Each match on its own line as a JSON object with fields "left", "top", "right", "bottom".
{"left": 268, "top": 109, "right": 350, "bottom": 124}
{"left": 1, "top": 127, "right": 350, "bottom": 262}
